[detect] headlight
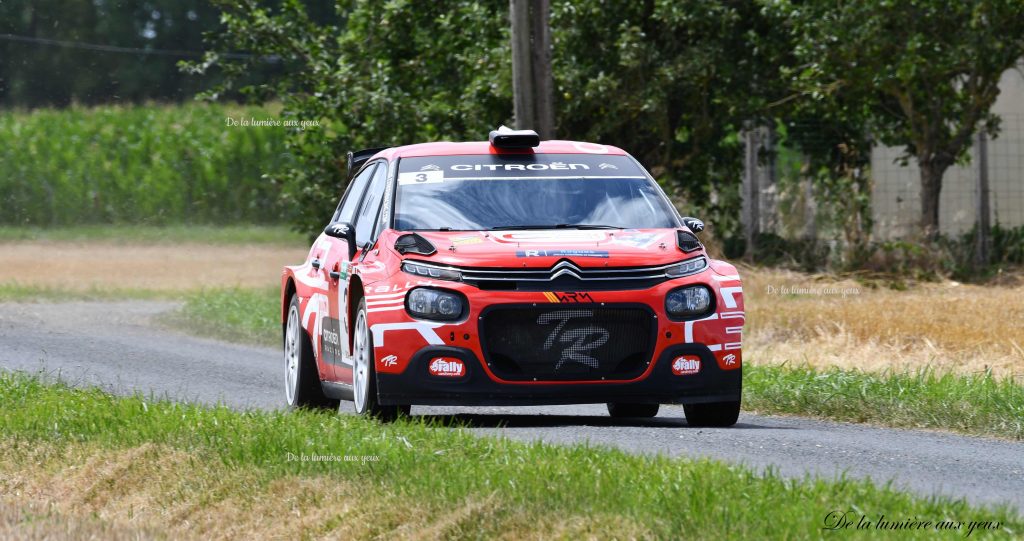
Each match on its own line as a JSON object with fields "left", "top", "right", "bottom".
{"left": 406, "top": 288, "right": 465, "bottom": 321}
{"left": 665, "top": 257, "right": 707, "bottom": 278}
{"left": 401, "top": 261, "right": 462, "bottom": 282}
{"left": 666, "top": 285, "right": 713, "bottom": 319}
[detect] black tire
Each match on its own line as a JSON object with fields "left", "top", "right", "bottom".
{"left": 607, "top": 402, "right": 660, "bottom": 418}
{"left": 683, "top": 400, "right": 741, "bottom": 427}
{"left": 284, "top": 294, "right": 338, "bottom": 410}
{"left": 351, "top": 298, "right": 409, "bottom": 422}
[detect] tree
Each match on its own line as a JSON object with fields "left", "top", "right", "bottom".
{"left": 189, "top": 0, "right": 513, "bottom": 234}
{"left": 776, "top": 0, "right": 1024, "bottom": 239}
{"left": 193, "top": 0, "right": 787, "bottom": 238}
{"left": 552, "top": 1, "right": 787, "bottom": 239}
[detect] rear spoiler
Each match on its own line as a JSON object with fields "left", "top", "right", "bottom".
{"left": 346, "top": 147, "right": 388, "bottom": 179}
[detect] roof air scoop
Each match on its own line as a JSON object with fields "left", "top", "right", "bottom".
{"left": 489, "top": 125, "right": 540, "bottom": 149}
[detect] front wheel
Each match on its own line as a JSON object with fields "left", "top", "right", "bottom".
{"left": 351, "top": 298, "right": 409, "bottom": 422}
{"left": 284, "top": 294, "right": 337, "bottom": 410}
{"left": 683, "top": 400, "right": 740, "bottom": 427}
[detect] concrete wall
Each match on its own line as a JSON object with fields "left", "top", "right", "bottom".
{"left": 871, "top": 67, "right": 1024, "bottom": 239}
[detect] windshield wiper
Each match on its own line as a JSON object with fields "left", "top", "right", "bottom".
{"left": 489, "top": 223, "right": 623, "bottom": 231}
{"left": 563, "top": 224, "right": 622, "bottom": 230}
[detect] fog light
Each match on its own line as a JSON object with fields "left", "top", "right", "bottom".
{"left": 666, "top": 285, "right": 712, "bottom": 318}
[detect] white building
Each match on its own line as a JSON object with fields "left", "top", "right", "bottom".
{"left": 871, "top": 67, "right": 1024, "bottom": 239}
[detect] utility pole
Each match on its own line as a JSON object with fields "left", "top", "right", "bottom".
{"left": 975, "top": 130, "right": 991, "bottom": 267}
{"left": 510, "top": 0, "right": 554, "bottom": 139}
{"left": 742, "top": 125, "right": 760, "bottom": 261}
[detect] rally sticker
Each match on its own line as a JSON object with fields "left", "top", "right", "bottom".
{"left": 428, "top": 357, "right": 465, "bottom": 377}
{"left": 398, "top": 170, "right": 444, "bottom": 185}
{"left": 671, "top": 355, "right": 702, "bottom": 376}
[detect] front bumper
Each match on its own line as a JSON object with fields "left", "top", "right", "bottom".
{"left": 377, "top": 342, "right": 741, "bottom": 406}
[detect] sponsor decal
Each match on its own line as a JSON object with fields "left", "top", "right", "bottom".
{"left": 367, "top": 280, "right": 434, "bottom": 295}
{"left": 450, "top": 162, "right": 590, "bottom": 171}
{"left": 321, "top": 321, "right": 340, "bottom": 349}
{"left": 428, "top": 357, "right": 465, "bottom": 377}
{"left": 494, "top": 230, "right": 607, "bottom": 244}
{"left": 538, "top": 310, "right": 609, "bottom": 369}
{"left": 397, "top": 155, "right": 644, "bottom": 182}
{"left": 516, "top": 249, "right": 609, "bottom": 258}
{"left": 612, "top": 232, "right": 661, "bottom": 249}
{"left": 722, "top": 353, "right": 737, "bottom": 366}
{"left": 451, "top": 234, "right": 483, "bottom": 246}
{"left": 543, "top": 291, "right": 595, "bottom": 303}
{"left": 381, "top": 354, "right": 398, "bottom": 367}
{"left": 318, "top": 317, "right": 345, "bottom": 365}
{"left": 671, "top": 355, "right": 702, "bottom": 376}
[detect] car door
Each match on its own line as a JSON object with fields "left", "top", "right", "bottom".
{"left": 336, "top": 160, "right": 391, "bottom": 385}
{"left": 318, "top": 162, "right": 378, "bottom": 382}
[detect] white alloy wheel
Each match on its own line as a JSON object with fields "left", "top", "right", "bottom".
{"left": 285, "top": 304, "right": 301, "bottom": 405}
{"left": 353, "top": 308, "right": 371, "bottom": 413}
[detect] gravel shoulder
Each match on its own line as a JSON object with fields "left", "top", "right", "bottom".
{"left": 1, "top": 300, "right": 1021, "bottom": 514}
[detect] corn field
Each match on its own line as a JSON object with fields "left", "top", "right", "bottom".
{"left": 0, "top": 103, "right": 291, "bottom": 225}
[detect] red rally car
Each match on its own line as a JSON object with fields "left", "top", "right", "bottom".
{"left": 281, "top": 128, "right": 745, "bottom": 425}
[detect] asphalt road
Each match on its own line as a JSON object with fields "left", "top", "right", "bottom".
{"left": 1, "top": 301, "right": 1022, "bottom": 514}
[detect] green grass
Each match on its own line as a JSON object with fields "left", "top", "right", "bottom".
{"left": 162, "top": 287, "right": 281, "bottom": 346}
{"left": 0, "top": 224, "right": 304, "bottom": 245}
{"left": 745, "top": 364, "right": 1024, "bottom": 440}
{"left": 169, "top": 288, "right": 1024, "bottom": 440}
{"left": 0, "top": 103, "right": 291, "bottom": 226}
{"left": 0, "top": 283, "right": 181, "bottom": 302}
{"left": 0, "top": 373, "right": 1018, "bottom": 539}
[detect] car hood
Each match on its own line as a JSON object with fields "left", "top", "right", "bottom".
{"left": 399, "top": 229, "right": 697, "bottom": 268}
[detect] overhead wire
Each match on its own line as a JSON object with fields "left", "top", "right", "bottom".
{"left": 0, "top": 32, "right": 257, "bottom": 60}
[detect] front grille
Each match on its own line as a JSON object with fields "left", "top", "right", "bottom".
{"left": 462, "top": 258, "right": 701, "bottom": 291}
{"left": 480, "top": 305, "right": 655, "bottom": 381}
{"left": 400, "top": 257, "right": 707, "bottom": 291}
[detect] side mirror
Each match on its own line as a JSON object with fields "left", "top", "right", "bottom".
{"left": 682, "top": 217, "right": 704, "bottom": 234}
{"left": 324, "top": 222, "right": 357, "bottom": 259}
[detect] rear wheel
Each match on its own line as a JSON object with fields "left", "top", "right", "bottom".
{"left": 683, "top": 400, "right": 740, "bottom": 427}
{"left": 606, "top": 402, "right": 660, "bottom": 418}
{"left": 351, "top": 298, "right": 409, "bottom": 422}
{"left": 284, "top": 294, "right": 337, "bottom": 410}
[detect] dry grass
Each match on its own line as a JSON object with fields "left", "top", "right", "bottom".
{"left": 0, "top": 441, "right": 642, "bottom": 541}
{"left": 2, "top": 232, "right": 1021, "bottom": 379}
{"left": 0, "top": 242, "right": 307, "bottom": 292}
{"left": 742, "top": 266, "right": 1024, "bottom": 379}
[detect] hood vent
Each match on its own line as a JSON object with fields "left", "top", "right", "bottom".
{"left": 395, "top": 233, "right": 437, "bottom": 256}
{"left": 677, "top": 230, "right": 701, "bottom": 252}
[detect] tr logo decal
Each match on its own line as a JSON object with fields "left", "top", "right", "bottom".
{"left": 537, "top": 310, "right": 609, "bottom": 370}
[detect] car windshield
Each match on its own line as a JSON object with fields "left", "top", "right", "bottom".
{"left": 394, "top": 154, "right": 679, "bottom": 231}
